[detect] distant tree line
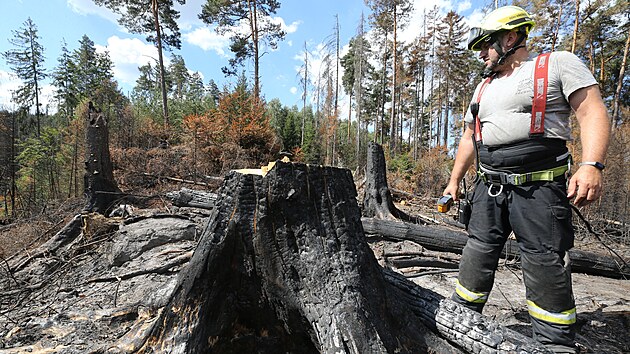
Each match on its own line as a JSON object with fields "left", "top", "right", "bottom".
{"left": 0, "top": 0, "right": 627, "bottom": 241}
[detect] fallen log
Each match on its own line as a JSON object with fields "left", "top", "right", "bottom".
{"left": 166, "top": 187, "right": 218, "bottom": 209}
{"left": 362, "top": 217, "right": 630, "bottom": 279}
{"left": 159, "top": 188, "right": 628, "bottom": 279}
{"left": 114, "top": 161, "right": 551, "bottom": 353}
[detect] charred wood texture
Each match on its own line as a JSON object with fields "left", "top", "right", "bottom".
{"left": 128, "top": 161, "right": 550, "bottom": 354}
{"left": 362, "top": 217, "right": 630, "bottom": 279}
{"left": 166, "top": 187, "right": 218, "bottom": 209}
{"left": 363, "top": 142, "right": 418, "bottom": 222}
{"left": 83, "top": 107, "right": 121, "bottom": 214}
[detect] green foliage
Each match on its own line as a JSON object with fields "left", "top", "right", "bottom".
{"left": 2, "top": 17, "right": 47, "bottom": 119}
{"left": 16, "top": 127, "right": 70, "bottom": 208}
{"left": 71, "top": 35, "right": 116, "bottom": 102}
{"left": 387, "top": 151, "right": 414, "bottom": 174}
{"left": 52, "top": 40, "right": 79, "bottom": 125}
{"left": 94, "top": 0, "right": 184, "bottom": 49}
{"left": 199, "top": 0, "right": 285, "bottom": 95}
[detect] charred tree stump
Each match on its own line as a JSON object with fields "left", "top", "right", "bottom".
{"left": 116, "top": 161, "right": 550, "bottom": 354}
{"left": 363, "top": 142, "right": 417, "bottom": 222}
{"left": 83, "top": 105, "right": 121, "bottom": 214}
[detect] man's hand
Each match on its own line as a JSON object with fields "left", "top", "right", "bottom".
{"left": 442, "top": 182, "right": 461, "bottom": 202}
{"left": 567, "top": 165, "right": 604, "bottom": 207}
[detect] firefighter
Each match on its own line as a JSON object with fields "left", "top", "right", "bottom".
{"left": 442, "top": 6, "right": 610, "bottom": 353}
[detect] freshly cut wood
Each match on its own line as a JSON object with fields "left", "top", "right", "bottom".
{"left": 122, "top": 161, "right": 550, "bottom": 353}
{"left": 362, "top": 217, "right": 630, "bottom": 279}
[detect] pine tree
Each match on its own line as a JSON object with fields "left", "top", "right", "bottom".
{"left": 435, "top": 10, "right": 469, "bottom": 147}
{"left": 365, "top": 0, "right": 413, "bottom": 153}
{"left": 169, "top": 54, "right": 189, "bottom": 100}
{"left": 2, "top": 17, "right": 47, "bottom": 136}
{"left": 200, "top": 0, "right": 285, "bottom": 97}
{"left": 72, "top": 35, "right": 115, "bottom": 100}
{"left": 52, "top": 40, "right": 79, "bottom": 125}
{"left": 93, "top": 0, "right": 185, "bottom": 126}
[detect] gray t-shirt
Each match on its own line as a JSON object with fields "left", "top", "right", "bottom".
{"left": 464, "top": 51, "right": 598, "bottom": 146}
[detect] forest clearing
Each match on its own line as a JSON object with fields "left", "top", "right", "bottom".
{"left": 1, "top": 0, "right": 628, "bottom": 353}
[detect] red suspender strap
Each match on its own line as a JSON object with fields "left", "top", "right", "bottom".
{"left": 530, "top": 53, "right": 550, "bottom": 136}
{"left": 474, "top": 77, "right": 493, "bottom": 142}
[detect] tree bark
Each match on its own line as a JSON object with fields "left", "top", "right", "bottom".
{"left": 125, "top": 161, "right": 550, "bottom": 353}
{"left": 152, "top": 0, "right": 169, "bottom": 126}
{"left": 363, "top": 142, "right": 418, "bottom": 222}
{"left": 83, "top": 107, "right": 122, "bottom": 214}
{"left": 362, "top": 217, "right": 630, "bottom": 279}
{"left": 612, "top": 29, "right": 629, "bottom": 125}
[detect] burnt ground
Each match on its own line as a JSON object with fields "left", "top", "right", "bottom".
{"left": 0, "top": 191, "right": 628, "bottom": 353}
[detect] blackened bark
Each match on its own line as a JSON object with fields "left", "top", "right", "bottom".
{"left": 362, "top": 217, "right": 630, "bottom": 279}
{"left": 363, "top": 142, "right": 418, "bottom": 222}
{"left": 83, "top": 107, "right": 121, "bottom": 214}
{"left": 124, "top": 162, "right": 552, "bottom": 353}
{"left": 136, "top": 161, "right": 461, "bottom": 353}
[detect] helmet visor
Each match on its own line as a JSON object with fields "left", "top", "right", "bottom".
{"left": 468, "top": 27, "right": 491, "bottom": 51}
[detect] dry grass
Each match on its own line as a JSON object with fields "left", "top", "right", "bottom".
{"left": 0, "top": 199, "right": 83, "bottom": 259}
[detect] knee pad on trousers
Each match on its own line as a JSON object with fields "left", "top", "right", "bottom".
{"left": 454, "top": 237, "right": 503, "bottom": 312}
{"left": 521, "top": 251, "right": 576, "bottom": 349}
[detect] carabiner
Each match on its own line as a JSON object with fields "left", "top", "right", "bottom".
{"left": 487, "top": 184, "right": 503, "bottom": 197}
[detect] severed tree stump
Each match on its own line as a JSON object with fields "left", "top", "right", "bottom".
{"left": 83, "top": 105, "right": 122, "bottom": 214}
{"left": 124, "top": 161, "right": 457, "bottom": 353}
{"left": 113, "top": 161, "right": 550, "bottom": 353}
{"left": 363, "top": 142, "right": 417, "bottom": 222}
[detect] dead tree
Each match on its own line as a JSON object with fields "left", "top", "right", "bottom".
{"left": 83, "top": 105, "right": 122, "bottom": 214}
{"left": 114, "top": 161, "right": 550, "bottom": 353}
{"left": 362, "top": 217, "right": 630, "bottom": 279}
{"left": 363, "top": 142, "right": 418, "bottom": 222}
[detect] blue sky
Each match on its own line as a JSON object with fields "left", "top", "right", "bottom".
{"left": 0, "top": 0, "right": 486, "bottom": 113}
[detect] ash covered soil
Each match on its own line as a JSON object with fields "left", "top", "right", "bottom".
{"left": 0, "top": 195, "right": 628, "bottom": 354}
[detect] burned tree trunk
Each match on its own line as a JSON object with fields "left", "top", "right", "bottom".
{"left": 115, "top": 161, "right": 550, "bottom": 354}
{"left": 135, "top": 162, "right": 454, "bottom": 352}
{"left": 363, "top": 142, "right": 417, "bottom": 222}
{"left": 83, "top": 105, "right": 121, "bottom": 214}
{"left": 362, "top": 217, "right": 630, "bottom": 279}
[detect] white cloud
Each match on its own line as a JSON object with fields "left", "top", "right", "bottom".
{"left": 40, "top": 85, "right": 57, "bottom": 114}
{"left": 290, "top": 87, "right": 298, "bottom": 95}
{"left": 466, "top": 8, "right": 486, "bottom": 31}
{"left": 183, "top": 14, "right": 297, "bottom": 56}
{"left": 0, "top": 71, "right": 56, "bottom": 113}
{"left": 0, "top": 70, "right": 20, "bottom": 110}
{"left": 457, "top": 1, "right": 472, "bottom": 13}
{"left": 67, "top": 0, "right": 119, "bottom": 24}
{"left": 95, "top": 36, "right": 165, "bottom": 87}
{"left": 271, "top": 17, "right": 301, "bottom": 34}
{"left": 175, "top": 0, "right": 205, "bottom": 31}
{"left": 184, "top": 27, "right": 229, "bottom": 56}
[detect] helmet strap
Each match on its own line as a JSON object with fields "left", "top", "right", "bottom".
{"left": 493, "top": 32, "right": 528, "bottom": 69}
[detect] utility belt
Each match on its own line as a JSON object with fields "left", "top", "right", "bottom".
{"left": 478, "top": 161, "right": 569, "bottom": 186}
{"left": 476, "top": 138, "right": 571, "bottom": 190}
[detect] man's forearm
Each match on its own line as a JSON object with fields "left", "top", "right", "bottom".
{"left": 449, "top": 126, "right": 476, "bottom": 186}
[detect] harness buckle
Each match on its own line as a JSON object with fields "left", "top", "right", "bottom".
{"left": 504, "top": 174, "right": 518, "bottom": 185}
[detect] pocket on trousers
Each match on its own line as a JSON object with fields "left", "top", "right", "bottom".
{"left": 550, "top": 205, "right": 574, "bottom": 251}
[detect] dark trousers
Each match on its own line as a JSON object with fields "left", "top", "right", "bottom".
{"left": 453, "top": 178, "right": 576, "bottom": 353}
